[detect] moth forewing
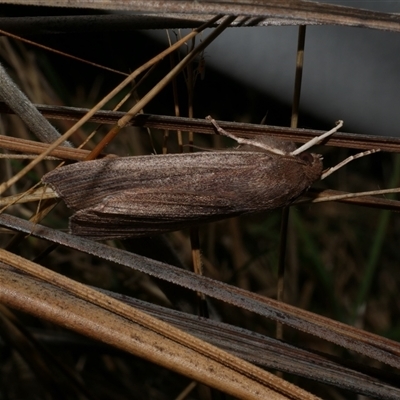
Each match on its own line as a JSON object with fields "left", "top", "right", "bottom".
{"left": 42, "top": 148, "right": 324, "bottom": 240}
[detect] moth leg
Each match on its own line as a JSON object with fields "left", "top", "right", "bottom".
{"left": 291, "top": 120, "right": 344, "bottom": 155}
{"left": 206, "top": 115, "right": 286, "bottom": 155}
{"left": 321, "top": 148, "right": 380, "bottom": 180}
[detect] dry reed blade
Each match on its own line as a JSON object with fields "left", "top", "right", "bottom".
{"left": 0, "top": 134, "right": 115, "bottom": 161}
{"left": 2, "top": 104, "right": 398, "bottom": 152}
{"left": 2, "top": 1, "right": 400, "bottom": 32}
{"left": 1, "top": 213, "right": 399, "bottom": 370}
{"left": 0, "top": 254, "right": 318, "bottom": 400}
{"left": 104, "top": 291, "right": 400, "bottom": 399}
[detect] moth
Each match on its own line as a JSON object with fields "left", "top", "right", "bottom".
{"left": 42, "top": 117, "right": 344, "bottom": 240}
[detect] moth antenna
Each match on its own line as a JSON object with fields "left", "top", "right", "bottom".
{"left": 310, "top": 186, "right": 400, "bottom": 203}
{"left": 206, "top": 116, "right": 285, "bottom": 155}
{"left": 321, "top": 148, "right": 381, "bottom": 180}
{"left": 291, "top": 120, "right": 344, "bottom": 156}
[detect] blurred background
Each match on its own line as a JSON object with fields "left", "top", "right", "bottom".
{"left": 147, "top": 0, "right": 400, "bottom": 136}
{"left": 1, "top": 2, "right": 400, "bottom": 399}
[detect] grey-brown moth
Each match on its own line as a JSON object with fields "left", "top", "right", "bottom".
{"left": 42, "top": 119, "right": 343, "bottom": 240}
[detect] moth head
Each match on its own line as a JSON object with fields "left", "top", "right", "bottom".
{"left": 296, "top": 152, "right": 324, "bottom": 182}
{"left": 297, "top": 152, "right": 319, "bottom": 164}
